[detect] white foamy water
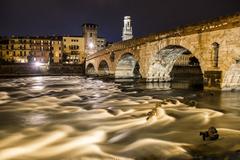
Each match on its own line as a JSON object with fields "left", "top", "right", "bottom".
{"left": 0, "top": 76, "right": 240, "bottom": 160}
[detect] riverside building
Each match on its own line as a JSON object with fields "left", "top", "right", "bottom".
{"left": 0, "top": 24, "right": 107, "bottom": 64}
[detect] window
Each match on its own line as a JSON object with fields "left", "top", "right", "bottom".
{"left": 20, "top": 51, "right": 22, "bottom": 57}
{"left": 90, "top": 33, "right": 93, "bottom": 37}
{"left": 71, "top": 39, "right": 79, "bottom": 42}
{"left": 59, "top": 47, "right": 61, "bottom": 50}
{"left": 13, "top": 51, "right": 16, "bottom": 56}
{"left": 24, "top": 51, "right": 26, "bottom": 56}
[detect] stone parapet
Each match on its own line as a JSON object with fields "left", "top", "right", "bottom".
{"left": 87, "top": 13, "right": 240, "bottom": 60}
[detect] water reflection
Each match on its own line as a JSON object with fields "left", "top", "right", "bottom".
{"left": 0, "top": 76, "right": 239, "bottom": 160}
{"left": 146, "top": 82, "right": 171, "bottom": 90}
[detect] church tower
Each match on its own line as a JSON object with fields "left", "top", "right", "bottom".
{"left": 122, "top": 16, "right": 133, "bottom": 41}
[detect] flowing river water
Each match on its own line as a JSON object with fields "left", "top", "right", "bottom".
{"left": 0, "top": 76, "right": 240, "bottom": 160}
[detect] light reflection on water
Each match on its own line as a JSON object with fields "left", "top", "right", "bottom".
{"left": 0, "top": 76, "right": 240, "bottom": 160}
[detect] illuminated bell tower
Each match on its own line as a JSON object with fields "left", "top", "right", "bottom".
{"left": 122, "top": 16, "right": 133, "bottom": 41}
{"left": 82, "top": 23, "right": 98, "bottom": 56}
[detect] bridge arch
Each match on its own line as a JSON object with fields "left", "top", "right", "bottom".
{"left": 115, "top": 53, "right": 141, "bottom": 79}
{"left": 98, "top": 60, "right": 110, "bottom": 76}
{"left": 147, "top": 45, "right": 203, "bottom": 86}
{"left": 86, "top": 63, "right": 96, "bottom": 75}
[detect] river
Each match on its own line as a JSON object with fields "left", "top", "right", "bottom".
{"left": 0, "top": 76, "right": 240, "bottom": 160}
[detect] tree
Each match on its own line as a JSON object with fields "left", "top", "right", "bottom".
{"left": 49, "top": 52, "right": 54, "bottom": 64}
{"left": 27, "top": 53, "right": 34, "bottom": 63}
{"left": 62, "top": 52, "right": 68, "bottom": 64}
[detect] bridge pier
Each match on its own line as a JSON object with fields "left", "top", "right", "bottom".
{"left": 221, "top": 64, "right": 240, "bottom": 91}
{"left": 203, "top": 71, "right": 222, "bottom": 90}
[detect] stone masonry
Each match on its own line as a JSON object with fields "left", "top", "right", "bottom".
{"left": 86, "top": 13, "right": 240, "bottom": 90}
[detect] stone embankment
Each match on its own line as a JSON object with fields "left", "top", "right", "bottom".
{"left": 0, "top": 64, "right": 85, "bottom": 77}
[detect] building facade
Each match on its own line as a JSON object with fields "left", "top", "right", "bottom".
{"left": 0, "top": 36, "right": 31, "bottom": 63}
{"left": 30, "top": 37, "right": 52, "bottom": 63}
{"left": 51, "top": 36, "right": 62, "bottom": 64}
{"left": 62, "top": 36, "right": 85, "bottom": 64}
{"left": 0, "top": 23, "right": 107, "bottom": 64}
{"left": 0, "top": 36, "right": 52, "bottom": 64}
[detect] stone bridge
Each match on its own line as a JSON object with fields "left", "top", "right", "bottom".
{"left": 86, "top": 13, "right": 240, "bottom": 90}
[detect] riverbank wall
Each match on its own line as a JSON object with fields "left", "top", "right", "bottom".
{"left": 0, "top": 64, "right": 85, "bottom": 77}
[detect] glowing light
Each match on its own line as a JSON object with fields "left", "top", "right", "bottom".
{"left": 34, "top": 62, "right": 43, "bottom": 67}
{"left": 88, "top": 42, "right": 94, "bottom": 49}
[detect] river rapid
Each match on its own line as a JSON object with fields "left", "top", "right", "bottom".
{"left": 0, "top": 76, "right": 240, "bottom": 160}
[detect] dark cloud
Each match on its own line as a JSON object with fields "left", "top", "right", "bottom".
{"left": 0, "top": 0, "right": 239, "bottom": 42}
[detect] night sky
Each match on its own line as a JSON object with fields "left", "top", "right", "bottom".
{"left": 0, "top": 0, "right": 239, "bottom": 42}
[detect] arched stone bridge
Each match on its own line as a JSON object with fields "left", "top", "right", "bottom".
{"left": 86, "top": 13, "right": 240, "bottom": 90}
